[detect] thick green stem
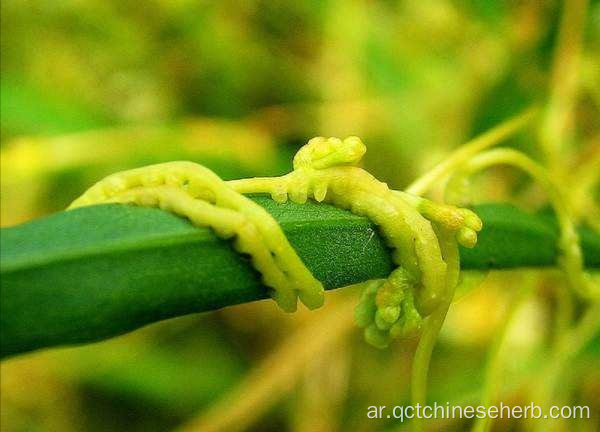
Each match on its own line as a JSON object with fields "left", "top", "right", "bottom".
{"left": 1, "top": 199, "right": 599, "bottom": 359}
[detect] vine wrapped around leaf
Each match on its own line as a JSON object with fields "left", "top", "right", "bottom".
{"left": 69, "top": 136, "right": 481, "bottom": 349}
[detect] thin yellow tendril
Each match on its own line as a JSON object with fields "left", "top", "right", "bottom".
{"left": 411, "top": 226, "right": 461, "bottom": 432}
{"left": 445, "top": 148, "right": 597, "bottom": 299}
{"left": 406, "top": 107, "right": 539, "bottom": 197}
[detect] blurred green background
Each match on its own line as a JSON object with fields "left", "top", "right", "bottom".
{"left": 1, "top": 1, "right": 598, "bottom": 431}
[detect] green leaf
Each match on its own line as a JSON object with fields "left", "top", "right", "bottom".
{"left": 1, "top": 199, "right": 599, "bottom": 358}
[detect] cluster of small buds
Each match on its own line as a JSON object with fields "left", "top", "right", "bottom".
{"left": 354, "top": 269, "right": 422, "bottom": 348}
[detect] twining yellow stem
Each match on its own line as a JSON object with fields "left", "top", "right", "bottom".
{"left": 405, "top": 107, "right": 538, "bottom": 197}
{"left": 445, "top": 148, "right": 596, "bottom": 299}
{"left": 70, "top": 138, "right": 481, "bottom": 330}
{"left": 68, "top": 161, "right": 325, "bottom": 312}
{"left": 410, "top": 226, "right": 460, "bottom": 432}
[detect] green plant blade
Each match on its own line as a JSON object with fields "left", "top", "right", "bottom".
{"left": 1, "top": 199, "right": 599, "bottom": 358}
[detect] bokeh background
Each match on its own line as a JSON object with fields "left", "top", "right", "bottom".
{"left": 1, "top": 1, "right": 599, "bottom": 431}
